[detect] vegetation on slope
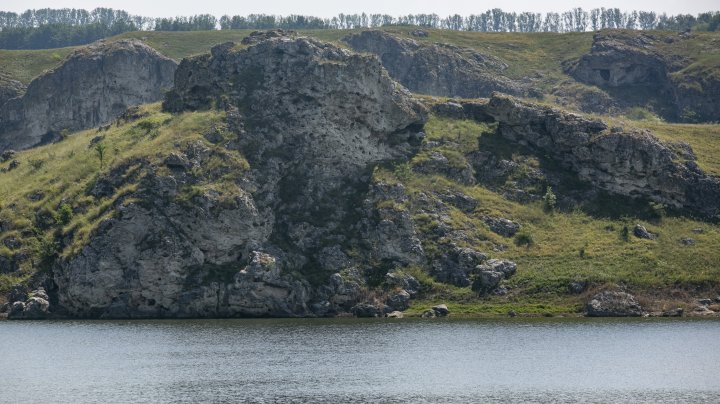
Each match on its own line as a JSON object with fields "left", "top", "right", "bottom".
{"left": 1, "top": 28, "right": 719, "bottom": 315}
{"left": 372, "top": 116, "right": 720, "bottom": 315}
{"left": 0, "top": 104, "right": 237, "bottom": 298}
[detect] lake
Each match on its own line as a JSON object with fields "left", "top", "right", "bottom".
{"left": 1, "top": 317, "right": 719, "bottom": 403}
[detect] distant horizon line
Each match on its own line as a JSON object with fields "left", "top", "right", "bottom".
{"left": 1, "top": 6, "right": 719, "bottom": 19}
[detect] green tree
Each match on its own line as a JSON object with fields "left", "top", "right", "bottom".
{"left": 94, "top": 142, "right": 106, "bottom": 169}
{"left": 543, "top": 186, "right": 557, "bottom": 212}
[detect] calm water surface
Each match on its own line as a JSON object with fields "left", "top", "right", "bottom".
{"left": 1, "top": 317, "right": 719, "bottom": 403}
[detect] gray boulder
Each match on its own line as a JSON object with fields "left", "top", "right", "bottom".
{"left": 351, "top": 303, "right": 382, "bottom": 318}
{"left": 692, "top": 305, "right": 716, "bottom": 316}
{"left": 385, "top": 272, "right": 421, "bottom": 296}
{"left": 7, "top": 288, "right": 51, "bottom": 320}
{"left": 432, "top": 304, "right": 449, "bottom": 317}
{"left": 661, "top": 308, "right": 684, "bottom": 317}
{"left": 485, "top": 217, "right": 521, "bottom": 237}
{"left": 473, "top": 259, "right": 517, "bottom": 294}
{"left": 586, "top": 291, "right": 643, "bottom": 317}
{"left": 22, "top": 297, "right": 50, "bottom": 319}
{"left": 9, "top": 301, "right": 25, "bottom": 318}
{"left": 472, "top": 270, "right": 503, "bottom": 294}
{"left": 432, "top": 247, "right": 488, "bottom": 287}
{"left": 633, "top": 224, "right": 656, "bottom": 240}
{"left": 481, "top": 259, "right": 517, "bottom": 279}
{"left": 386, "top": 290, "right": 411, "bottom": 311}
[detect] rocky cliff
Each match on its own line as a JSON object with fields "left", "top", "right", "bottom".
{"left": 52, "top": 33, "right": 429, "bottom": 318}
{"left": 2, "top": 30, "right": 718, "bottom": 320}
{"left": 0, "top": 39, "right": 176, "bottom": 152}
{"left": 343, "top": 30, "right": 530, "bottom": 99}
{"left": 567, "top": 31, "right": 720, "bottom": 122}
{"left": 481, "top": 93, "right": 720, "bottom": 217}
{"left": 0, "top": 73, "right": 25, "bottom": 108}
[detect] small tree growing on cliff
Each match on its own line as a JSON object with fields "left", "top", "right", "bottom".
{"left": 94, "top": 143, "right": 106, "bottom": 170}
{"left": 543, "top": 186, "right": 557, "bottom": 212}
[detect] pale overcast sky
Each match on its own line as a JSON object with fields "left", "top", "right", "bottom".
{"left": 1, "top": 0, "right": 716, "bottom": 18}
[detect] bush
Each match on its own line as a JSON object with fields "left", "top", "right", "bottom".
{"left": 34, "top": 237, "right": 59, "bottom": 268}
{"left": 515, "top": 231, "right": 534, "bottom": 247}
{"left": 394, "top": 162, "right": 412, "bottom": 182}
{"left": 28, "top": 158, "right": 45, "bottom": 171}
{"left": 543, "top": 186, "right": 557, "bottom": 212}
{"left": 56, "top": 203, "right": 73, "bottom": 226}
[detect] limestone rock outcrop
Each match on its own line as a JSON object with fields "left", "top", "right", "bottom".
{"left": 567, "top": 31, "right": 720, "bottom": 122}
{"left": 0, "top": 73, "right": 25, "bottom": 107}
{"left": 0, "top": 39, "right": 177, "bottom": 152}
{"left": 7, "top": 287, "right": 51, "bottom": 319}
{"left": 484, "top": 93, "right": 720, "bottom": 218}
{"left": 586, "top": 291, "right": 644, "bottom": 317}
{"left": 343, "top": 30, "right": 530, "bottom": 99}
{"left": 54, "top": 34, "right": 427, "bottom": 318}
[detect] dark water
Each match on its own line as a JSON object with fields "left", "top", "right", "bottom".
{"left": 1, "top": 317, "right": 719, "bottom": 403}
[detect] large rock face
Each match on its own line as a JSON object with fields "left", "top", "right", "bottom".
{"left": 343, "top": 30, "right": 529, "bottom": 99}
{"left": 568, "top": 31, "right": 720, "bottom": 122}
{"left": 54, "top": 33, "right": 427, "bottom": 318}
{"left": 0, "top": 39, "right": 177, "bottom": 152}
{"left": 484, "top": 93, "right": 720, "bottom": 218}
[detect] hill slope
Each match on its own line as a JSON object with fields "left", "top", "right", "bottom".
{"left": 1, "top": 30, "right": 719, "bottom": 318}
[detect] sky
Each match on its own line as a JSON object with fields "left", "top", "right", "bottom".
{"left": 1, "top": 0, "right": 717, "bottom": 18}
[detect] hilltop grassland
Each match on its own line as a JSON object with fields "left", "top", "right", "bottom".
{"left": 0, "top": 28, "right": 609, "bottom": 86}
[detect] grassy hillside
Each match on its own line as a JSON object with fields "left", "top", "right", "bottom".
{"left": 0, "top": 104, "right": 231, "bottom": 293}
{"left": 1, "top": 100, "right": 718, "bottom": 313}
{"left": 385, "top": 117, "right": 720, "bottom": 315}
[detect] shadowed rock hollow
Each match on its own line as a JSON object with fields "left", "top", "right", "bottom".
{"left": 0, "top": 39, "right": 177, "bottom": 152}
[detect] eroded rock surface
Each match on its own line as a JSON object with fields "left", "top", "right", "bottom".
{"left": 343, "top": 30, "right": 530, "bottom": 99}
{"left": 586, "top": 291, "right": 643, "bottom": 317}
{"left": 568, "top": 31, "right": 720, "bottom": 122}
{"left": 55, "top": 34, "right": 427, "bottom": 318}
{"left": 0, "top": 73, "right": 25, "bottom": 107}
{"left": 0, "top": 40, "right": 177, "bottom": 152}
{"left": 484, "top": 93, "right": 720, "bottom": 218}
